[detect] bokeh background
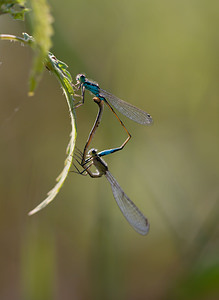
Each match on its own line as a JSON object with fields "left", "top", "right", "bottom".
{"left": 0, "top": 1, "right": 218, "bottom": 299}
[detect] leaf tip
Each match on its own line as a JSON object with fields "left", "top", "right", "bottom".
{"left": 28, "top": 210, "right": 35, "bottom": 216}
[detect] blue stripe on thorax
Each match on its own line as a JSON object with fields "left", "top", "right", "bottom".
{"left": 84, "top": 82, "right": 99, "bottom": 95}
{"left": 84, "top": 82, "right": 105, "bottom": 101}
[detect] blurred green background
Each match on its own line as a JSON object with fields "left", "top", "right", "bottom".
{"left": 0, "top": 0, "right": 218, "bottom": 299}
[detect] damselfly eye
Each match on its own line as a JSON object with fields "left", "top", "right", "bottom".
{"left": 76, "top": 74, "right": 85, "bottom": 83}
{"left": 88, "top": 148, "right": 97, "bottom": 156}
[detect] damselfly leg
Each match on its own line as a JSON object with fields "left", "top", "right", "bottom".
{"left": 81, "top": 97, "right": 131, "bottom": 166}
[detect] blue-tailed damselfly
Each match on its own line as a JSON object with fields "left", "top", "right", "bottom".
{"left": 74, "top": 74, "right": 153, "bottom": 153}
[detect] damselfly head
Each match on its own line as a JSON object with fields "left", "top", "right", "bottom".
{"left": 88, "top": 148, "right": 98, "bottom": 157}
{"left": 76, "top": 74, "right": 86, "bottom": 83}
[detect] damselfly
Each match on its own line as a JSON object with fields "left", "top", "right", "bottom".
{"left": 74, "top": 74, "right": 153, "bottom": 125}
{"left": 74, "top": 148, "right": 149, "bottom": 235}
{"left": 74, "top": 74, "right": 153, "bottom": 152}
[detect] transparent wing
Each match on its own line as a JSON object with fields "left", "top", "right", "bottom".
{"left": 105, "top": 171, "right": 149, "bottom": 235}
{"left": 99, "top": 88, "right": 153, "bottom": 125}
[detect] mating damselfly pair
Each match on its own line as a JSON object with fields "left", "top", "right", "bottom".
{"left": 72, "top": 75, "right": 152, "bottom": 235}
{"left": 29, "top": 74, "right": 152, "bottom": 235}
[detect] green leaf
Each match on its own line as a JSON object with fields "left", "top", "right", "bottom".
{"left": 28, "top": 0, "right": 54, "bottom": 95}
{"left": 0, "top": 0, "right": 54, "bottom": 95}
{"left": 28, "top": 52, "right": 76, "bottom": 215}
{"left": 0, "top": 1, "right": 29, "bottom": 20}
